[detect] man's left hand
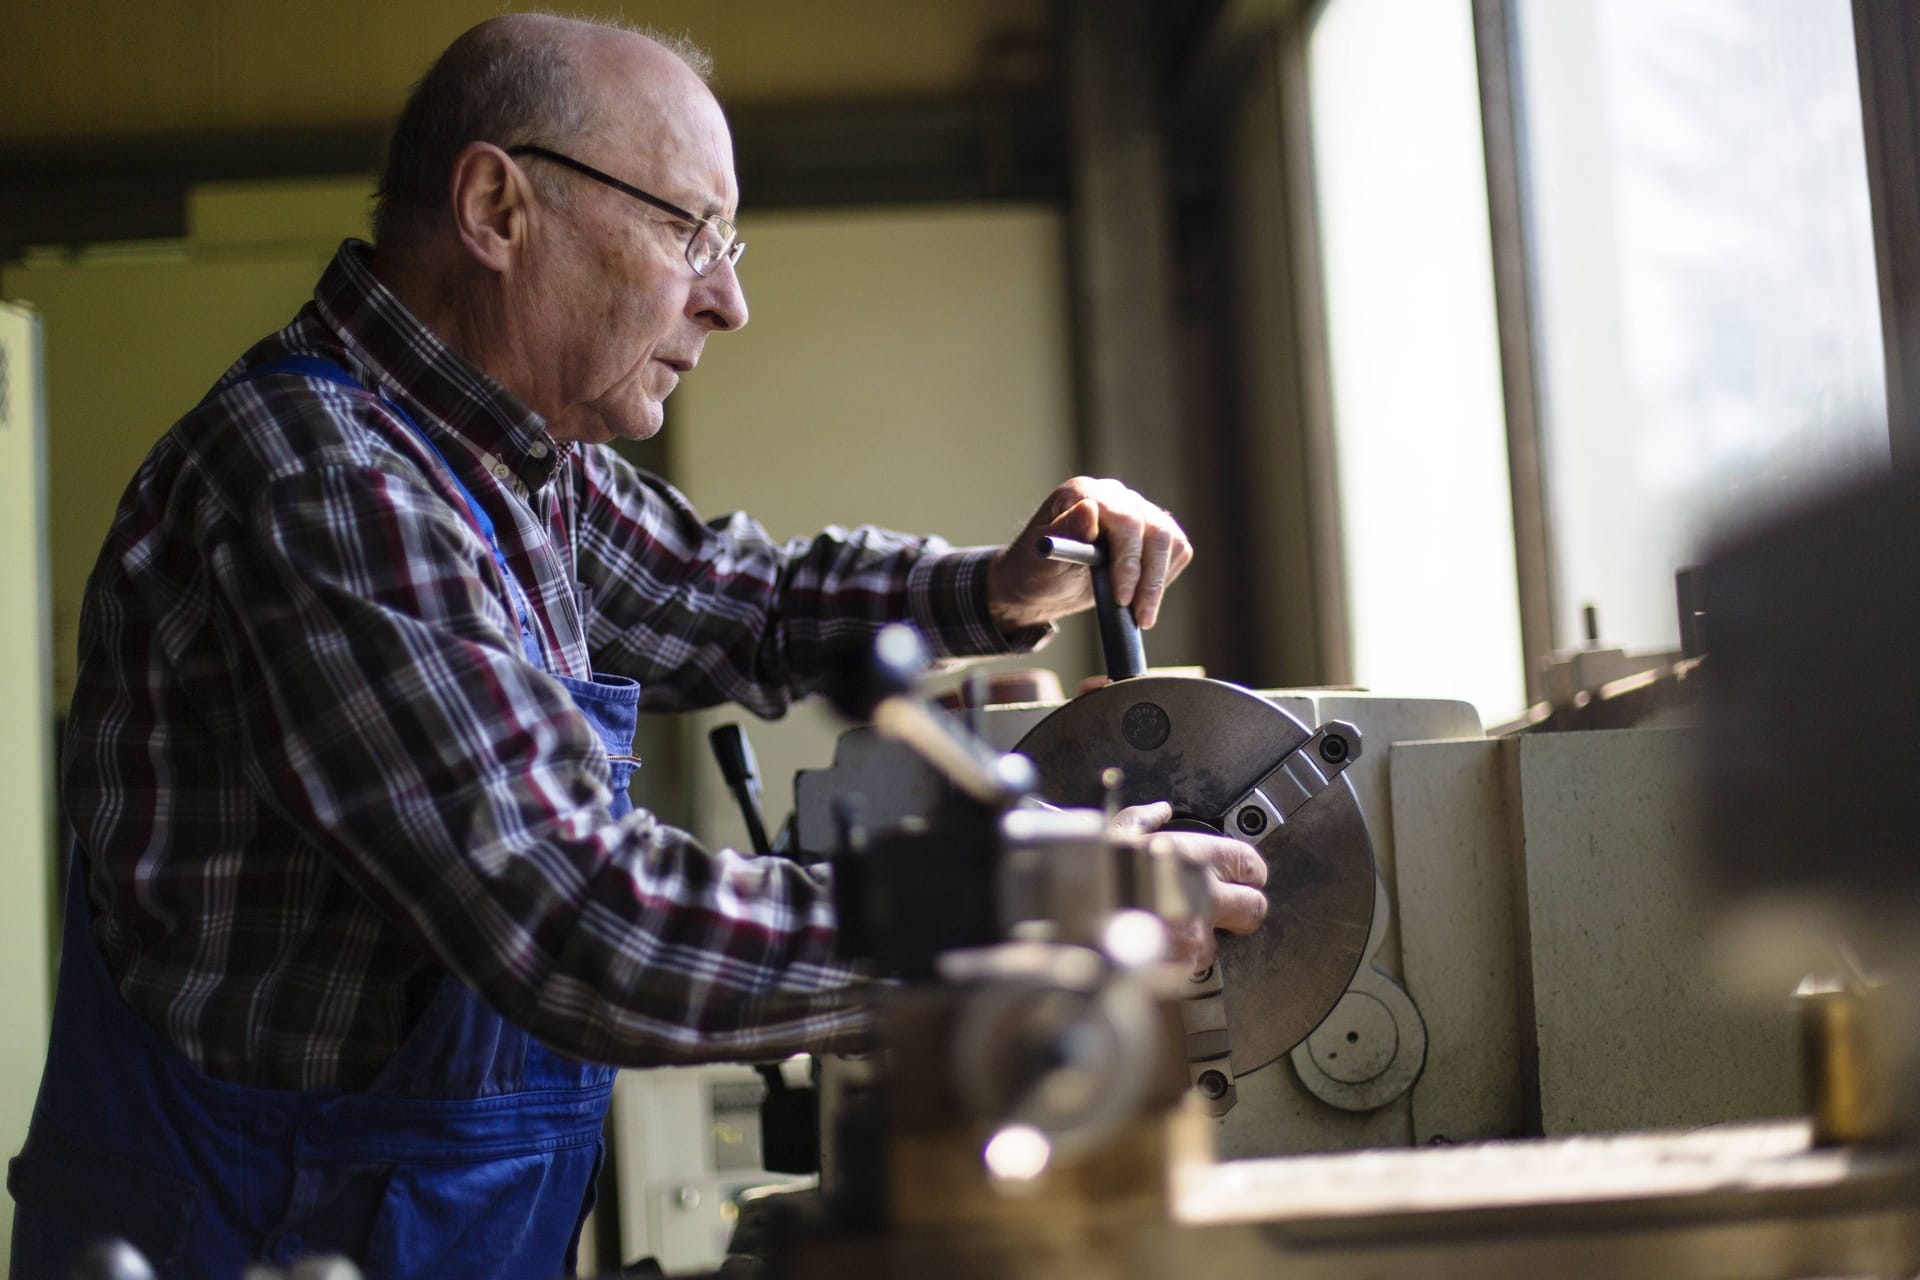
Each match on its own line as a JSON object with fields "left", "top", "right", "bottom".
{"left": 1112, "top": 801, "right": 1267, "bottom": 973}
{"left": 987, "top": 476, "right": 1193, "bottom": 633}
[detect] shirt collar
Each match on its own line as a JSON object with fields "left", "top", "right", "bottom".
{"left": 311, "top": 239, "right": 565, "bottom": 489}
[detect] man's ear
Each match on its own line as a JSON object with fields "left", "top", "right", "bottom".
{"left": 447, "top": 142, "right": 526, "bottom": 273}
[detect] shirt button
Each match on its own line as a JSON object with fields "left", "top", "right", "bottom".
{"left": 529, "top": 442, "right": 549, "bottom": 458}
{"left": 492, "top": 463, "right": 512, "bottom": 479}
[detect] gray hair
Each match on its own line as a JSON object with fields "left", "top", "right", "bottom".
{"left": 372, "top": 16, "right": 712, "bottom": 248}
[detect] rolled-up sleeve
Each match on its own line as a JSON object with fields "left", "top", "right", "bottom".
{"left": 569, "top": 444, "right": 1051, "bottom": 718}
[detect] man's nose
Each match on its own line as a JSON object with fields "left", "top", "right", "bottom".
{"left": 691, "top": 255, "right": 748, "bottom": 332}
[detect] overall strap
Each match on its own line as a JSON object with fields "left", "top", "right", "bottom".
{"left": 224, "top": 355, "right": 542, "bottom": 666}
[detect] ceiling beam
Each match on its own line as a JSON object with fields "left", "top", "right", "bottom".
{"left": 0, "top": 95, "right": 1067, "bottom": 262}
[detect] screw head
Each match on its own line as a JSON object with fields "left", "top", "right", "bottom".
{"left": 1319, "top": 734, "right": 1349, "bottom": 764}
{"left": 1197, "top": 1070, "right": 1230, "bottom": 1100}
{"left": 1235, "top": 806, "right": 1267, "bottom": 836}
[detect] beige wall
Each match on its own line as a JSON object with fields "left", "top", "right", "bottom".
{"left": 2, "top": 181, "right": 371, "bottom": 707}
{"left": 668, "top": 204, "right": 1086, "bottom": 853}
{"left": 0, "top": 300, "right": 56, "bottom": 1256}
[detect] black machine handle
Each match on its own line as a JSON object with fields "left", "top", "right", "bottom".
{"left": 1035, "top": 534, "right": 1148, "bottom": 682}
{"left": 708, "top": 723, "right": 775, "bottom": 857}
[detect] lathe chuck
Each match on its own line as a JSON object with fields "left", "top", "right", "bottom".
{"left": 1012, "top": 677, "right": 1377, "bottom": 1074}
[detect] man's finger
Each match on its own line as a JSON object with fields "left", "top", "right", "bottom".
{"left": 1112, "top": 800, "right": 1172, "bottom": 836}
{"left": 1046, "top": 495, "right": 1102, "bottom": 543}
{"left": 1212, "top": 881, "right": 1268, "bottom": 936}
{"left": 1171, "top": 537, "right": 1196, "bottom": 580}
{"left": 1169, "top": 917, "right": 1216, "bottom": 972}
{"left": 1214, "top": 838, "right": 1267, "bottom": 890}
{"left": 1152, "top": 832, "right": 1266, "bottom": 888}
{"left": 1132, "top": 522, "right": 1177, "bottom": 630}
{"left": 1102, "top": 508, "right": 1146, "bottom": 610}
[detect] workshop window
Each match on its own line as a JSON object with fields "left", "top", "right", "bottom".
{"left": 1509, "top": 0, "right": 1886, "bottom": 655}
{"left": 1307, "top": 0, "right": 1528, "bottom": 722}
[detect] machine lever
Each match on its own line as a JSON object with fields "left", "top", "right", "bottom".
{"left": 1036, "top": 534, "right": 1147, "bottom": 681}
{"left": 709, "top": 722, "right": 775, "bottom": 857}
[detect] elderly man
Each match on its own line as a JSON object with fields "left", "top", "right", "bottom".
{"left": 9, "top": 14, "right": 1265, "bottom": 1279}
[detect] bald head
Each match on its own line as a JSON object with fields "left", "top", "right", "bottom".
{"left": 373, "top": 15, "right": 713, "bottom": 251}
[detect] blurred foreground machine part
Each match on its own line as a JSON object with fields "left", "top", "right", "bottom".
{"left": 1701, "top": 465, "right": 1920, "bottom": 937}
{"left": 1798, "top": 975, "right": 1896, "bottom": 1148}
{"left": 1702, "top": 464, "right": 1920, "bottom": 1141}
{"left": 776, "top": 1116, "right": 1920, "bottom": 1280}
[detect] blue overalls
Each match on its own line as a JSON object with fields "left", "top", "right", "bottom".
{"left": 9, "top": 358, "right": 640, "bottom": 1279}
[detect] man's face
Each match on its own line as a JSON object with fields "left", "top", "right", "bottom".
{"left": 518, "top": 44, "right": 749, "bottom": 445}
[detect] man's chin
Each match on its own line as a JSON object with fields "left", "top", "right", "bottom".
{"left": 548, "top": 397, "right": 665, "bottom": 445}
{"left": 625, "top": 400, "right": 667, "bottom": 441}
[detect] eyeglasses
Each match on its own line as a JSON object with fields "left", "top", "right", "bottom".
{"left": 506, "top": 144, "right": 746, "bottom": 277}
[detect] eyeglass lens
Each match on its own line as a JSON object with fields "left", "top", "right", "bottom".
{"left": 689, "top": 220, "right": 739, "bottom": 275}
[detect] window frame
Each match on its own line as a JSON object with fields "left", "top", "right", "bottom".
{"left": 1235, "top": 0, "right": 1905, "bottom": 705}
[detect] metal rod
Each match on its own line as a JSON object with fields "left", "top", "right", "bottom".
{"left": 1035, "top": 534, "right": 1102, "bottom": 566}
{"left": 1036, "top": 534, "right": 1148, "bottom": 681}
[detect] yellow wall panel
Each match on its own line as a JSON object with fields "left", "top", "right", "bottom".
{"left": 1, "top": 0, "right": 1051, "bottom": 142}
{"left": 670, "top": 203, "right": 1084, "bottom": 854}
{"left": 0, "top": 298, "right": 55, "bottom": 1256}
{"left": 4, "top": 231, "right": 350, "bottom": 707}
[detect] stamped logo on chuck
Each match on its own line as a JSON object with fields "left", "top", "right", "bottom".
{"left": 1121, "top": 701, "right": 1171, "bottom": 751}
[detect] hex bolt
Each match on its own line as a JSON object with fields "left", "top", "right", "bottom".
{"left": 1236, "top": 806, "right": 1267, "bottom": 836}
{"left": 1197, "top": 1070, "right": 1230, "bottom": 1100}
{"left": 1319, "top": 734, "right": 1350, "bottom": 765}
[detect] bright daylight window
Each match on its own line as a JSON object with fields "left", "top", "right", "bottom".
{"left": 1308, "top": 0, "right": 1527, "bottom": 723}
{"left": 1512, "top": 0, "right": 1887, "bottom": 654}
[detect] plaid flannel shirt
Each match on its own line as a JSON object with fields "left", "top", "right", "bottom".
{"left": 62, "top": 240, "right": 1036, "bottom": 1090}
